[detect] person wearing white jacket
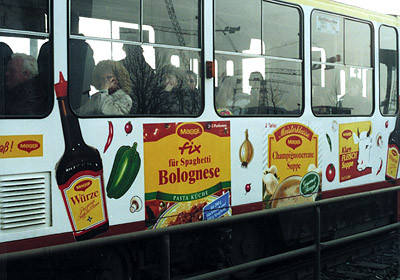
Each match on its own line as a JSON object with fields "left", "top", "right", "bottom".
{"left": 79, "top": 60, "right": 133, "bottom": 116}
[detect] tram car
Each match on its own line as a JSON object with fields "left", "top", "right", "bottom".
{"left": 1, "top": 0, "right": 400, "bottom": 278}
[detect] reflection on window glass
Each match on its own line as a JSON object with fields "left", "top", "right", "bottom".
{"left": 0, "top": 0, "right": 48, "bottom": 32}
{"left": 0, "top": 1, "right": 51, "bottom": 117}
{"left": 143, "top": 0, "right": 199, "bottom": 47}
{"left": 312, "top": 64, "right": 373, "bottom": 115}
{"left": 311, "top": 11, "right": 373, "bottom": 116}
{"left": 345, "top": 20, "right": 371, "bottom": 67}
{"left": 263, "top": 1, "right": 300, "bottom": 59}
{"left": 215, "top": 0, "right": 260, "bottom": 53}
{"left": 71, "top": 0, "right": 140, "bottom": 40}
{"left": 380, "top": 25, "right": 398, "bottom": 116}
{"left": 215, "top": 54, "right": 302, "bottom": 115}
{"left": 214, "top": 0, "right": 302, "bottom": 116}
{"left": 312, "top": 12, "right": 343, "bottom": 63}
{"left": 70, "top": 0, "right": 202, "bottom": 116}
{"left": 264, "top": 59, "right": 302, "bottom": 113}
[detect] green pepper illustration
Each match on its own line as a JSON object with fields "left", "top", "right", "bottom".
{"left": 106, "top": 142, "right": 141, "bottom": 199}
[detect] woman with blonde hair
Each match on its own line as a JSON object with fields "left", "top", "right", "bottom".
{"left": 79, "top": 60, "right": 133, "bottom": 115}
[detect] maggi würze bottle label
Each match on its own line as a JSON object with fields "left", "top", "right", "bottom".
{"left": 59, "top": 170, "right": 108, "bottom": 237}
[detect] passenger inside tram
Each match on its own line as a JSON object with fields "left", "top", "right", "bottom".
{"left": 156, "top": 66, "right": 188, "bottom": 115}
{"left": 68, "top": 11, "right": 95, "bottom": 111}
{"left": 37, "top": 11, "right": 94, "bottom": 111}
{"left": 338, "top": 77, "right": 371, "bottom": 115}
{"left": 216, "top": 76, "right": 250, "bottom": 115}
{"left": 78, "top": 60, "right": 133, "bottom": 116}
{"left": 4, "top": 53, "right": 46, "bottom": 115}
{"left": 216, "top": 75, "right": 235, "bottom": 113}
{"left": 186, "top": 70, "right": 202, "bottom": 114}
{"left": 186, "top": 70, "right": 198, "bottom": 91}
{"left": 0, "top": 42, "right": 12, "bottom": 115}
{"left": 120, "top": 44, "right": 155, "bottom": 114}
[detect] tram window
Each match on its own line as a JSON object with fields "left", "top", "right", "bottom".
{"left": 379, "top": 25, "right": 398, "bottom": 116}
{"left": 70, "top": 0, "right": 202, "bottom": 116}
{"left": 214, "top": 0, "right": 302, "bottom": 116}
{"left": 215, "top": 0, "right": 260, "bottom": 54}
{"left": 0, "top": 0, "right": 51, "bottom": 118}
{"left": 311, "top": 11, "right": 373, "bottom": 116}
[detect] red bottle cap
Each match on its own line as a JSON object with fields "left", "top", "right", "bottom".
{"left": 54, "top": 71, "right": 68, "bottom": 98}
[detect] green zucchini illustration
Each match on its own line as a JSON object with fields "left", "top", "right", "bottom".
{"left": 326, "top": 133, "right": 332, "bottom": 152}
{"left": 106, "top": 142, "right": 141, "bottom": 199}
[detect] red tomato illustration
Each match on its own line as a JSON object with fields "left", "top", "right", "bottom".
{"left": 326, "top": 164, "right": 335, "bottom": 182}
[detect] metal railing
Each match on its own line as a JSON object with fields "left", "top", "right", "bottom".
{"left": 1, "top": 185, "right": 400, "bottom": 280}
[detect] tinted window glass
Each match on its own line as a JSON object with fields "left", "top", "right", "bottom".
{"left": 143, "top": 0, "right": 200, "bottom": 47}
{"left": 379, "top": 25, "right": 398, "bottom": 115}
{"left": 0, "top": 1, "right": 48, "bottom": 33}
{"left": 0, "top": 1, "right": 51, "bottom": 117}
{"left": 312, "top": 63, "right": 372, "bottom": 115}
{"left": 312, "top": 12, "right": 343, "bottom": 63}
{"left": 345, "top": 20, "right": 371, "bottom": 67}
{"left": 214, "top": 0, "right": 302, "bottom": 116}
{"left": 311, "top": 11, "right": 373, "bottom": 116}
{"left": 263, "top": 1, "right": 301, "bottom": 59}
{"left": 71, "top": 0, "right": 140, "bottom": 41}
{"left": 215, "top": 0, "right": 260, "bottom": 53}
{"left": 70, "top": 0, "right": 202, "bottom": 116}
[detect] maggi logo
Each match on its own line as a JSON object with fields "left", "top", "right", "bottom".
{"left": 177, "top": 123, "right": 203, "bottom": 141}
{"left": 341, "top": 130, "right": 352, "bottom": 140}
{"left": 286, "top": 136, "right": 302, "bottom": 150}
{"left": 180, "top": 128, "right": 200, "bottom": 135}
{"left": 18, "top": 140, "right": 40, "bottom": 153}
{"left": 74, "top": 180, "right": 92, "bottom": 192}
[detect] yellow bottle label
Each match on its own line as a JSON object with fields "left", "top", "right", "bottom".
{"left": 386, "top": 145, "right": 400, "bottom": 179}
{"left": 59, "top": 170, "right": 108, "bottom": 236}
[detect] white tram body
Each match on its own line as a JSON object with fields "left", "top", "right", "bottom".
{"left": 0, "top": 0, "right": 399, "bottom": 255}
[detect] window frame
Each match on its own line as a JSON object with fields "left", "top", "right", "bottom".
{"left": 378, "top": 24, "right": 399, "bottom": 116}
{"left": 310, "top": 9, "right": 374, "bottom": 117}
{"left": 213, "top": 0, "right": 304, "bottom": 117}
{"left": 0, "top": 0, "right": 52, "bottom": 119}
{"left": 68, "top": 0, "right": 204, "bottom": 118}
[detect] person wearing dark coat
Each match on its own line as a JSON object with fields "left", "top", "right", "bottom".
{"left": 0, "top": 42, "right": 13, "bottom": 115}
{"left": 120, "top": 44, "right": 154, "bottom": 114}
{"left": 37, "top": 11, "right": 95, "bottom": 111}
{"left": 5, "top": 53, "right": 46, "bottom": 115}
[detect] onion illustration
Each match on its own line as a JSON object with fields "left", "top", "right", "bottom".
{"left": 239, "top": 129, "right": 254, "bottom": 168}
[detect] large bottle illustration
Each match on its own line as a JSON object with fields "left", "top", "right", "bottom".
{"left": 385, "top": 112, "right": 400, "bottom": 183}
{"left": 54, "top": 72, "right": 109, "bottom": 241}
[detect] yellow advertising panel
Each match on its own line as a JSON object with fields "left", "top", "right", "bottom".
{"left": 144, "top": 121, "right": 231, "bottom": 228}
{"left": 0, "top": 135, "right": 43, "bottom": 158}
{"left": 338, "top": 121, "right": 372, "bottom": 182}
{"left": 265, "top": 123, "right": 319, "bottom": 208}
